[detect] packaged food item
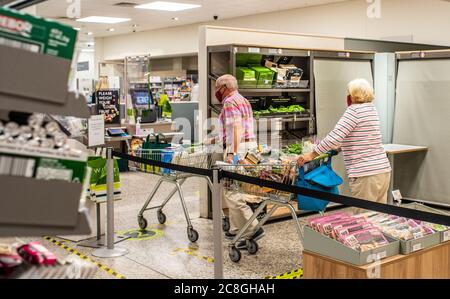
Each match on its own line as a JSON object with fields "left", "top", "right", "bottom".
{"left": 331, "top": 218, "right": 369, "bottom": 239}
{"left": 308, "top": 212, "right": 349, "bottom": 232}
{"left": 341, "top": 228, "right": 389, "bottom": 252}
{"left": 335, "top": 222, "right": 373, "bottom": 241}
{"left": 423, "top": 222, "right": 449, "bottom": 232}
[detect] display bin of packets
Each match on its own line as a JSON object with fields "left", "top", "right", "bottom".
{"left": 303, "top": 212, "right": 400, "bottom": 266}
{"left": 402, "top": 203, "right": 450, "bottom": 244}
{"left": 304, "top": 226, "right": 399, "bottom": 266}
{"left": 358, "top": 211, "right": 442, "bottom": 254}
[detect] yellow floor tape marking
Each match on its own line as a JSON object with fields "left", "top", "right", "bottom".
{"left": 265, "top": 268, "right": 303, "bottom": 279}
{"left": 171, "top": 247, "right": 214, "bottom": 263}
{"left": 44, "top": 236, "right": 126, "bottom": 279}
{"left": 116, "top": 228, "right": 164, "bottom": 241}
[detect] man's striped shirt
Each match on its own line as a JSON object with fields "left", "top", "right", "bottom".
{"left": 315, "top": 103, "right": 391, "bottom": 178}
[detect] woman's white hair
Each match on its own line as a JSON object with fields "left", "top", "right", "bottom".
{"left": 347, "top": 78, "right": 375, "bottom": 103}
{"left": 216, "top": 74, "right": 238, "bottom": 90}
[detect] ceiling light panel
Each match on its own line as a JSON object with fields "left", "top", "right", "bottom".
{"left": 135, "top": 1, "right": 201, "bottom": 11}
{"left": 76, "top": 16, "right": 131, "bottom": 24}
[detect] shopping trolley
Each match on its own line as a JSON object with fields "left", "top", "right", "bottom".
{"left": 220, "top": 162, "right": 300, "bottom": 262}
{"left": 131, "top": 145, "right": 213, "bottom": 242}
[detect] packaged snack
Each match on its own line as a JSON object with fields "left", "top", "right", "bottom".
{"left": 423, "top": 222, "right": 449, "bottom": 232}
{"left": 312, "top": 213, "right": 350, "bottom": 233}
{"left": 329, "top": 217, "right": 365, "bottom": 239}
{"left": 307, "top": 212, "right": 348, "bottom": 231}
{"left": 342, "top": 228, "right": 389, "bottom": 252}
{"left": 336, "top": 222, "right": 373, "bottom": 241}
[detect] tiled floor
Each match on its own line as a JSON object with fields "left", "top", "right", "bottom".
{"left": 1, "top": 171, "right": 344, "bottom": 279}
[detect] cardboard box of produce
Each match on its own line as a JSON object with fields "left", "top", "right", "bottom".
{"left": 236, "top": 67, "right": 257, "bottom": 88}
{"left": 249, "top": 66, "right": 275, "bottom": 88}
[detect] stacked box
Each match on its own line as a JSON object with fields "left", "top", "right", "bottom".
{"left": 236, "top": 67, "right": 257, "bottom": 88}
{"left": 0, "top": 7, "right": 77, "bottom": 60}
{"left": 250, "top": 66, "right": 275, "bottom": 88}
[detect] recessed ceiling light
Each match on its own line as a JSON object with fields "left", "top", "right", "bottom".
{"left": 87, "top": 32, "right": 93, "bottom": 35}
{"left": 132, "top": 24, "right": 139, "bottom": 28}
{"left": 76, "top": 16, "right": 131, "bottom": 24}
{"left": 107, "top": 28, "right": 115, "bottom": 32}
{"left": 82, "top": 49, "right": 95, "bottom": 53}
{"left": 171, "top": 17, "right": 179, "bottom": 21}
{"left": 74, "top": 27, "right": 81, "bottom": 31}
{"left": 135, "top": 1, "right": 201, "bottom": 11}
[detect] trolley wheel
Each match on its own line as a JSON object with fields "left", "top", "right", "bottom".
{"left": 187, "top": 228, "right": 199, "bottom": 242}
{"left": 138, "top": 216, "right": 148, "bottom": 230}
{"left": 246, "top": 239, "right": 258, "bottom": 255}
{"left": 157, "top": 210, "right": 167, "bottom": 224}
{"left": 222, "top": 217, "right": 230, "bottom": 232}
{"left": 229, "top": 246, "right": 241, "bottom": 263}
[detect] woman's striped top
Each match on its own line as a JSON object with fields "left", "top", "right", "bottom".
{"left": 315, "top": 103, "right": 391, "bottom": 178}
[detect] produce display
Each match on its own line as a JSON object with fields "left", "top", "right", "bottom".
{"left": 307, "top": 212, "right": 391, "bottom": 252}
{"left": 253, "top": 104, "right": 305, "bottom": 116}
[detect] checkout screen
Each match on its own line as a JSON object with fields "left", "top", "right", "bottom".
{"left": 134, "top": 91, "right": 150, "bottom": 105}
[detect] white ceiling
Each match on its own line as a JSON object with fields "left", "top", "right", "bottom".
{"left": 35, "top": 0, "right": 349, "bottom": 42}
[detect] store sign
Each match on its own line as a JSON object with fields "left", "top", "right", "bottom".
{"left": 77, "top": 61, "right": 89, "bottom": 71}
{"left": 96, "top": 89, "right": 120, "bottom": 124}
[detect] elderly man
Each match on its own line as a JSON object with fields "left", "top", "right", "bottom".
{"left": 215, "top": 74, "right": 265, "bottom": 247}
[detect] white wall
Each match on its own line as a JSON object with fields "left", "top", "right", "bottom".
{"left": 97, "top": 0, "right": 450, "bottom": 61}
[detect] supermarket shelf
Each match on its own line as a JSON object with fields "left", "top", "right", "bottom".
{"left": 0, "top": 45, "right": 89, "bottom": 117}
{"left": 0, "top": 91, "right": 90, "bottom": 118}
{"left": 0, "top": 209, "right": 91, "bottom": 237}
{"left": 239, "top": 88, "right": 310, "bottom": 93}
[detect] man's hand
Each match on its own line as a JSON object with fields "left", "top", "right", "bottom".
{"left": 297, "top": 151, "right": 319, "bottom": 166}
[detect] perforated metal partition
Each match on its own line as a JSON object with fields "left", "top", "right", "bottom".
{"left": 313, "top": 52, "right": 374, "bottom": 196}
{"left": 393, "top": 52, "right": 450, "bottom": 206}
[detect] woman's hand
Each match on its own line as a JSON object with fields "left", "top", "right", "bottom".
{"left": 297, "top": 151, "right": 319, "bottom": 166}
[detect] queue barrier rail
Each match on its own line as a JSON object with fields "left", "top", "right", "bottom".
{"left": 111, "top": 150, "right": 450, "bottom": 279}
{"left": 113, "top": 151, "right": 450, "bottom": 227}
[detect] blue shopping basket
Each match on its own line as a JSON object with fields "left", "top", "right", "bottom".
{"left": 297, "top": 151, "right": 343, "bottom": 212}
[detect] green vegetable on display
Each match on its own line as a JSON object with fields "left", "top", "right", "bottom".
{"left": 253, "top": 104, "right": 305, "bottom": 116}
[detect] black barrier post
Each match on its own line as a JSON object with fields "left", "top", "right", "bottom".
{"left": 212, "top": 168, "right": 223, "bottom": 279}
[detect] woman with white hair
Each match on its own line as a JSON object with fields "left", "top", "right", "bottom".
{"left": 297, "top": 78, "right": 392, "bottom": 206}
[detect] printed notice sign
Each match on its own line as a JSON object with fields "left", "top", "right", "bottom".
{"left": 88, "top": 115, "right": 105, "bottom": 147}
{"left": 96, "top": 89, "right": 120, "bottom": 124}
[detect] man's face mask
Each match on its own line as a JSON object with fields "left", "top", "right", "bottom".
{"left": 215, "top": 85, "right": 226, "bottom": 103}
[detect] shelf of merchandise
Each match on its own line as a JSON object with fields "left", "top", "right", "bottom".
{"left": 207, "top": 44, "right": 318, "bottom": 220}
{"left": 0, "top": 44, "right": 91, "bottom": 236}
{"left": 239, "top": 88, "right": 311, "bottom": 93}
